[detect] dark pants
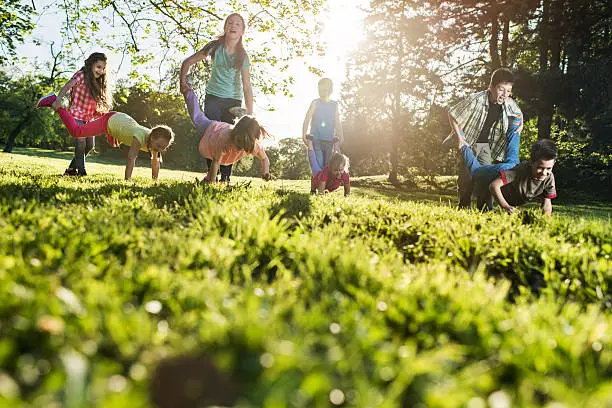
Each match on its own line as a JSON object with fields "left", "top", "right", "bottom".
{"left": 204, "top": 94, "right": 242, "bottom": 181}
{"left": 68, "top": 119, "right": 94, "bottom": 175}
{"left": 457, "top": 142, "right": 493, "bottom": 210}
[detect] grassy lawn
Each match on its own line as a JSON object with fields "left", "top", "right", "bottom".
{"left": 0, "top": 148, "right": 610, "bottom": 407}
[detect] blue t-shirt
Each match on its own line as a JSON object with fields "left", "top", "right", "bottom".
{"left": 310, "top": 99, "right": 337, "bottom": 141}
{"left": 205, "top": 44, "right": 250, "bottom": 100}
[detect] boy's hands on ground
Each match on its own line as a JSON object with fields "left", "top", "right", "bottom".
{"left": 262, "top": 173, "right": 272, "bottom": 181}
{"left": 502, "top": 205, "right": 516, "bottom": 215}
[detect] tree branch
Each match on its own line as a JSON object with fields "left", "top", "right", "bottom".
{"left": 111, "top": 1, "right": 139, "bottom": 52}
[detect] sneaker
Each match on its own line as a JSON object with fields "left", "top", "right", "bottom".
{"left": 228, "top": 107, "right": 247, "bottom": 118}
{"left": 63, "top": 168, "right": 78, "bottom": 177}
{"left": 36, "top": 93, "right": 58, "bottom": 109}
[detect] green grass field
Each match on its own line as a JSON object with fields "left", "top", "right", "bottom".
{"left": 0, "top": 149, "right": 610, "bottom": 407}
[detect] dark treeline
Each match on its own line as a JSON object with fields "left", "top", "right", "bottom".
{"left": 341, "top": 0, "right": 611, "bottom": 193}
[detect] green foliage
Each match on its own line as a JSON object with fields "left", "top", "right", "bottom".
{"left": 0, "top": 0, "right": 36, "bottom": 63}
{"left": 0, "top": 152, "right": 610, "bottom": 407}
{"left": 0, "top": 72, "right": 70, "bottom": 152}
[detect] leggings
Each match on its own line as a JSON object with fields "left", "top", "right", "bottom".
{"left": 57, "top": 108, "right": 116, "bottom": 138}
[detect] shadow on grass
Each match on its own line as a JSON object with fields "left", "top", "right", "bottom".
{"left": 270, "top": 190, "right": 313, "bottom": 222}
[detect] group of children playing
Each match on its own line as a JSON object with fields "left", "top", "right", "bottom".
{"left": 35, "top": 13, "right": 557, "bottom": 214}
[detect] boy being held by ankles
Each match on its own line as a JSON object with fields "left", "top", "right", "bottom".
{"left": 311, "top": 152, "right": 350, "bottom": 197}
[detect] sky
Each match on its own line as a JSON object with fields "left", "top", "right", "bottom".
{"left": 14, "top": 0, "right": 368, "bottom": 143}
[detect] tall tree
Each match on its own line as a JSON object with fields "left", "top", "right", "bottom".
{"left": 49, "top": 0, "right": 326, "bottom": 96}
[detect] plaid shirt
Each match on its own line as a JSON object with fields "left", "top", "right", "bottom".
{"left": 68, "top": 71, "right": 99, "bottom": 122}
{"left": 448, "top": 91, "right": 522, "bottom": 162}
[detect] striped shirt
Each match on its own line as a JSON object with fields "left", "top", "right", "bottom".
{"left": 448, "top": 91, "right": 522, "bottom": 162}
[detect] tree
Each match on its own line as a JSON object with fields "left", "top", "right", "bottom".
{"left": 343, "top": 0, "right": 444, "bottom": 182}
{"left": 49, "top": 0, "right": 327, "bottom": 96}
{"left": 0, "top": 0, "right": 35, "bottom": 63}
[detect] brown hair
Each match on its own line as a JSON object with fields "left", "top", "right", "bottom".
{"left": 489, "top": 67, "right": 514, "bottom": 88}
{"left": 328, "top": 152, "right": 350, "bottom": 173}
{"left": 229, "top": 116, "right": 270, "bottom": 153}
{"left": 201, "top": 13, "right": 248, "bottom": 70}
{"left": 80, "top": 52, "right": 111, "bottom": 111}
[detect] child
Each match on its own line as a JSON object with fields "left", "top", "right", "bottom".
{"left": 52, "top": 52, "right": 112, "bottom": 176}
{"left": 311, "top": 152, "right": 350, "bottom": 197}
{"left": 37, "top": 94, "right": 174, "bottom": 180}
{"left": 182, "top": 88, "right": 271, "bottom": 183}
{"left": 457, "top": 133, "right": 557, "bottom": 215}
{"left": 180, "top": 13, "right": 253, "bottom": 183}
{"left": 302, "top": 78, "right": 344, "bottom": 173}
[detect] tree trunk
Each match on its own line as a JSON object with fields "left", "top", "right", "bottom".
{"left": 3, "top": 113, "right": 33, "bottom": 153}
{"left": 489, "top": 0, "right": 502, "bottom": 69}
{"left": 537, "top": 0, "right": 553, "bottom": 139}
{"left": 388, "top": 3, "right": 405, "bottom": 184}
{"left": 501, "top": 16, "right": 510, "bottom": 66}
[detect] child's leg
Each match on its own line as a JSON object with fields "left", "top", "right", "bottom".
{"left": 462, "top": 146, "right": 516, "bottom": 185}
{"left": 184, "top": 90, "right": 213, "bottom": 134}
{"left": 56, "top": 108, "right": 112, "bottom": 139}
{"left": 313, "top": 141, "right": 324, "bottom": 170}
{"left": 308, "top": 150, "right": 322, "bottom": 174}
{"left": 504, "top": 117, "right": 521, "bottom": 165}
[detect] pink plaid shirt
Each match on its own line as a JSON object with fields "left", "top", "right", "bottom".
{"left": 68, "top": 71, "right": 98, "bottom": 122}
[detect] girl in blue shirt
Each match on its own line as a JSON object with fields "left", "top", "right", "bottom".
{"left": 180, "top": 13, "right": 253, "bottom": 183}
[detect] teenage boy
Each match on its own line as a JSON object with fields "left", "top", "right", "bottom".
{"left": 447, "top": 67, "right": 523, "bottom": 209}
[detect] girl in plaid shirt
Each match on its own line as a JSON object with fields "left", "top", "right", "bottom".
{"left": 52, "top": 53, "right": 112, "bottom": 177}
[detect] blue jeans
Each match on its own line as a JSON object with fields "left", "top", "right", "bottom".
{"left": 204, "top": 94, "right": 242, "bottom": 181}
{"left": 68, "top": 119, "right": 94, "bottom": 175}
{"left": 313, "top": 140, "right": 334, "bottom": 170}
{"left": 461, "top": 117, "right": 521, "bottom": 184}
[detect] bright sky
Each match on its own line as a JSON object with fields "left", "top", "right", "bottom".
{"left": 13, "top": 0, "right": 367, "bottom": 143}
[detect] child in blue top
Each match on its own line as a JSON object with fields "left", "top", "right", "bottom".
{"left": 302, "top": 78, "right": 344, "bottom": 173}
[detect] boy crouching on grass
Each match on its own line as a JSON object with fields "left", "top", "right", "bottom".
{"left": 488, "top": 139, "right": 558, "bottom": 215}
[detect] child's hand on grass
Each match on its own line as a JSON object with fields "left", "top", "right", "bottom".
{"left": 262, "top": 173, "right": 271, "bottom": 181}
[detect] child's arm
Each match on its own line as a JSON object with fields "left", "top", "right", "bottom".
{"left": 489, "top": 177, "right": 515, "bottom": 215}
{"left": 241, "top": 67, "right": 254, "bottom": 115}
{"left": 541, "top": 198, "right": 553, "bottom": 216}
{"left": 125, "top": 141, "right": 140, "bottom": 180}
{"left": 151, "top": 152, "right": 160, "bottom": 180}
{"left": 334, "top": 103, "right": 344, "bottom": 144}
{"left": 255, "top": 148, "right": 271, "bottom": 180}
{"left": 180, "top": 51, "right": 207, "bottom": 94}
{"left": 52, "top": 77, "right": 78, "bottom": 110}
{"left": 302, "top": 101, "right": 316, "bottom": 147}
{"left": 344, "top": 183, "right": 350, "bottom": 197}
{"left": 206, "top": 159, "right": 220, "bottom": 182}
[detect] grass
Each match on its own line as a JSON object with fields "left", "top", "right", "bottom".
{"left": 0, "top": 148, "right": 610, "bottom": 408}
